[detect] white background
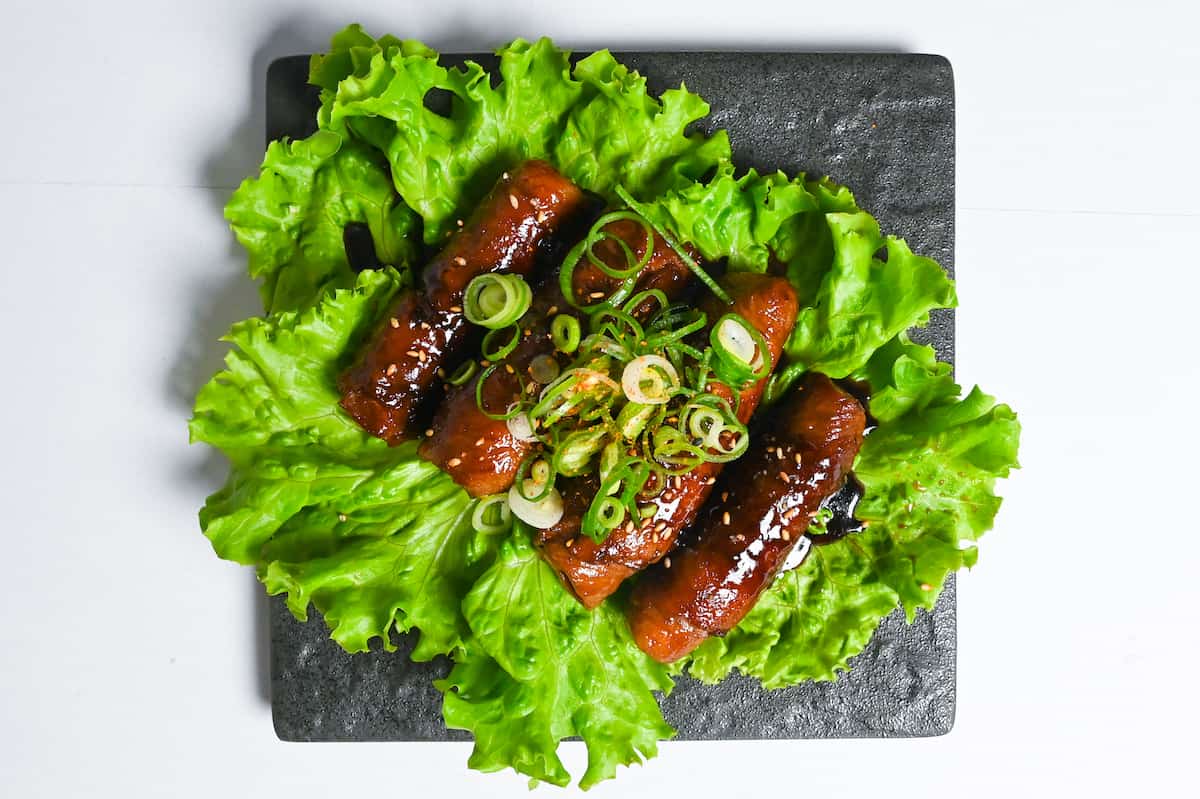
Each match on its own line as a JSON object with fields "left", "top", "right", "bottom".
{"left": 2, "top": 1, "right": 1196, "bottom": 796}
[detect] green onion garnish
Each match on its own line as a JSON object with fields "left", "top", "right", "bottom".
{"left": 471, "top": 495, "right": 511, "bottom": 534}
{"left": 613, "top": 184, "right": 732, "bottom": 304}
{"left": 464, "top": 273, "right": 532, "bottom": 329}
{"left": 550, "top": 314, "right": 581, "bottom": 353}
{"left": 482, "top": 324, "right": 521, "bottom": 361}
{"left": 710, "top": 313, "right": 771, "bottom": 384}
{"left": 445, "top": 359, "right": 478, "bottom": 387}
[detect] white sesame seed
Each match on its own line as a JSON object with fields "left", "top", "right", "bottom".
{"left": 453, "top": 256, "right": 467, "bottom": 266}
{"left": 448, "top": 457, "right": 462, "bottom": 467}
{"left": 389, "top": 317, "right": 399, "bottom": 329}
{"left": 406, "top": 350, "right": 419, "bottom": 358}
{"left": 509, "top": 193, "right": 519, "bottom": 209}
{"left": 664, "top": 557, "right": 672, "bottom": 568}
{"left": 337, "top": 513, "right": 347, "bottom": 522}
{"left": 722, "top": 511, "right": 731, "bottom": 525}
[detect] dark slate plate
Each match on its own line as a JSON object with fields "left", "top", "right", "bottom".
{"left": 266, "top": 51, "right": 956, "bottom": 742}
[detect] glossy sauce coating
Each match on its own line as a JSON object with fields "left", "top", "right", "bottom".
{"left": 338, "top": 161, "right": 586, "bottom": 444}
{"left": 535, "top": 273, "right": 800, "bottom": 608}
{"left": 419, "top": 219, "right": 695, "bottom": 497}
{"left": 627, "top": 373, "right": 867, "bottom": 663}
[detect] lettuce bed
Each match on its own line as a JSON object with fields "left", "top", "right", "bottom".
{"left": 191, "top": 25, "right": 1020, "bottom": 788}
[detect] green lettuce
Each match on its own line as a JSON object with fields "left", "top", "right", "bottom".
{"left": 317, "top": 30, "right": 728, "bottom": 242}
{"left": 195, "top": 24, "right": 1021, "bottom": 789}
{"left": 191, "top": 269, "right": 497, "bottom": 657}
{"left": 224, "top": 132, "right": 419, "bottom": 313}
{"left": 439, "top": 526, "right": 674, "bottom": 788}
{"left": 680, "top": 336, "right": 1019, "bottom": 686}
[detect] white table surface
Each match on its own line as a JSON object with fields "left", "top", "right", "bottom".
{"left": 2, "top": 1, "right": 1196, "bottom": 796}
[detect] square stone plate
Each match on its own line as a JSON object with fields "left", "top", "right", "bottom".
{"left": 265, "top": 50, "right": 957, "bottom": 742}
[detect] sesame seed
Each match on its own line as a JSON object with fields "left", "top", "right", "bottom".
{"left": 456, "top": 218, "right": 464, "bottom": 227}
{"left": 420, "top": 321, "right": 431, "bottom": 330}
{"left": 417, "top": 351, "right": 428, "bottom": 363}
{"left": 526, "top": 383, "right": 537, "bottom": 394}
{"left": 782, "top": 530, "right": 790, "bottom": 541}
{"left": 920, "top": 583, "right": 932, "bottom": 591}
{"left": 505, "top": 364, "right": 515, "bottom": 374}
{"left": 536, "top": 211, "right": 549, "bottom": 223}
{"left": 722, "top": 511, "right": 731, "bottom": 525}
{"left": 794, "top": 452, "right": 802, "bottom": 465}
{"left": 480, "top": 359, "right": 490, "bottom": 367}
{"left": 625, "top": 521, "right": 636, "bottom": 533}
{"left": 547, "top": 306, "right": 558, "bottom": 315}
{"left": 474, "top": 438, "right": 485, "bottom": 447}
{"left": 453, "top": 256, "right": 467, "bottom": 266}
{"left": 775, "top": 448, "right": 785, "bottom": 460}
{"left": 389, "top": 317, "right": 399, "bottom": 328}
{"left": 705, "top": 477, "right": 716, "bottom": 485}
{"left": 502, "top": 171, "right": 510, "bottom": 180}
{"left": 450, "top": 305, "right": 463, "bottom": 313}
{"left": 425, "top": 429, "right": 434, "bottom": 437}
{"left": 509, "top": 193, "right": 519, "bottom": 209}
{"left": 566, "top": 538, "right": 576, "bottom": 548}
{"left": 589, "top": 291, "right": 605, "bottom": 299}
{"left": 735, "top": 534, "right": 745, "bottom": 542}
{"left": 386, "top": 363, "right": 398, "bottom": 376}
{"left": 654, "top": 521, "right": 667, "bottom": 533}
{"left": 448, "top": 457, "right": 462, "bottom": 468}
{"left": 337, "top": 513, "right": 347, "bottom": 522}
{"left": 406, "top": 350, "right": 419, "bottom": 358}
{"left": 778, "top": 471, "right": 789, "bottom": 482}
{"left": 664, "top": 557, "right": 672, "bottom": 569}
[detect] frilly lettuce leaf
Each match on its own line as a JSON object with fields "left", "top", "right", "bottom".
{"left": 190, "top": 269, "right": 497, "bottom": 657}
{"left": 224, "top": 132, "right": 418, "bottom": 313}
{"left": 439, "top": 526, "right": 674, "bottom": 789}
{"left": 316, "top": 30, "right": 728, "bottom": 242}
{"left": 783, "top": 212, "right": 958, "bottom": 379}
{"left": 679, "top": 336, "right": 1019, "bottom": 685}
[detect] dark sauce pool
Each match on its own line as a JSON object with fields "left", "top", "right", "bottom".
{"left": 781, "top": 379, "right": 872, "bottom": 572}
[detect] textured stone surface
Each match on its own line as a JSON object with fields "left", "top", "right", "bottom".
{"left": 265, "top": 51, "right": 956, "bottom": 742}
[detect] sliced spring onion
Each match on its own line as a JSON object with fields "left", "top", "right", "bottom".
{"left": 621, "top": 355, "right": 679, "bottom": 405}
{"left": 613, "top": 184, "right": 731, "bottom": 304}
{"left": 550, "top": 314, "right": 581, "bottom": 353}
{"left": 482, "top": 324, "right": 520, "bottom": 361}
{"left": 474, "top": 365, "right": 523, "bottom": 421}
{"left": 471, "top": 495, "right": 512, "bottom": 534}
{"left": 617, "top": 401, "right": 658, "bottom": 440}
{"left": 557, "top": 211, "right": 654, "bottom": 314}
{"left": 595, "top": 497, "right": 626, "bottom": 531}
{"left": 529, "top": 353, "right": 561, "bottom": 384}
{"left": 463, "top": 273, "right": 532, "bottom": 329}
{"left": 505, "top": 405, "right": 538, "bottom": 442}
{"left": 710, "top": 313, "right": 771, "bottom": 384}
{"left": 446, "top": 359, "right": 478, "bottom": 387}
{"left": 508, "top": 478, "right": 563, "bottom": 529}
{"left": 554, "top": 427, "right": 609, "bottom": 476}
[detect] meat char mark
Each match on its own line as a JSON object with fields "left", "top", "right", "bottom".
{"left": 627, "top": 372, "right": 867, "bottom": 663}
{"left": 337, "top": 160, "right": 587, "bottom": 444}
{"left": 534, "top": 272, "right": 800, "bottom": 608}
